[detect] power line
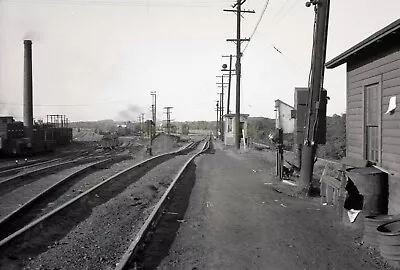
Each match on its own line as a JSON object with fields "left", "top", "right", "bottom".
{"left": 269, "top": 0, "right": 292, "bottom": 23}
{"left": 0, "top": 100, "right": 132, "bottom": 107}
{"left": 242, "top": 0, "right": 271, "bottom": 54}
{"left": 0, "top": 0, "right": 232, "bottom": 7}
{"left": 273, "top": 0, "right": 300, "bottom": 26}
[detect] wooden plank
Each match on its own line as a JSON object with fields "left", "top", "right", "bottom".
{"left": 382, "top": 94, "right": 400, "bottom": 104}
{"left": 348, "top": 100, "right": 363, "bottom": 110}
{"left": 347, "top": 145, "right": 363, "bottom": 155}
{"left": 347, "top": 121, "right": 363, "bottom": 128}
{"left": 383, "top": 77, "right": 400, "bottom": 89}
{"left": 347, "top": 93, "right": 363, "bottom": 103}
{"left": 348, "top": 60, "right": 400, "bottom": 84}
{"left": 382, "top": 152, "right": 400, "bottom": 164}
{"left": 383, "top": 128, "right": 400, "bottom": 137}
{"left": 348, "top": 51, "right": 400, "bottom": 77}
{"left": 347, "top": 139, "right": 362, "bottom": 148}
{"left": 347, "top": 114, "right": 363, "bottom": 121}
{"left": 383, "top": 68, "right": 400, "bottom": 81}
{"left": 383, "top": 136, "right": 400, "bottom": 146}
{"left": 382, "top": 112, "right": 400, "bottom": 121}
{"left": 347, "top": 127, "right": 363, "bottom": 135}
{"left": 382, "top": 120, "right": 400, "bottom": 129}
{"left": 347, "top": 107, "right": 363, "bottom": 115}
{"left": 382, "top": 144, "right": 400, "bottom": 155}
{"left": 379, "top": 75, "right": 383, "bottom": 166}
{"left": 383, "top": 161, "right": 400, "bottom": 176}
{"left": 383, "top": 85, "right": 400, "bottom": 97}
{"left": 348, "top": 118, "right": 363, "bottom": 126}
{"left": 347, "top": 150, "right": 362, "bottom": 160}
{"left": 348, "top": 86, "right": 363, "bottom": 95}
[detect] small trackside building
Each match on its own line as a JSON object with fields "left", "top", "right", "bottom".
{"left": 223, "top": 113, "right": 249, "bottom": 146}
{"left": 326, "top": 18, "right": 400, "bottom": 214}
{"left": 274, "top": 99, "right": 295, "bottom": 133}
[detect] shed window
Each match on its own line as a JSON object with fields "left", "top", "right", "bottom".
{"left": 364, "top": 84, "right": 380, "bottom": 163}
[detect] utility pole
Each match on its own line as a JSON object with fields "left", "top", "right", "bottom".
{"left": 217, "top": 75, "right": 229, "bottom": 141}
{"left": 222, "top": 55, "right": 235, "bottom": 114}
{"left": 150, "top": 91, "right": 157, "bottom": 141}
{"left": 224, "top": 0, "right": 254, "bottom": 150}
{"left": 300, "top": 0, "right": 330, "bottom": 192}
{"left": 164, "top": 107, "right": 173, "bottom": 134}
{"left": 140, "top": 113, "right": 145, "bottom": 138}
{"left": 215, "top": 100, "right": 219, "bottom": 138}
{"left": 217, "top": 92, "right": 224, "bottom": 139}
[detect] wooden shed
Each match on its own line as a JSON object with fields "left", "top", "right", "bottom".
{"left": 223, "top": 113, "right": 249, "bottom": 146}
{"left": 274, "top": 99, "right": 295, "bottom": 133}
{"left": 326, "top": 18, "right": 400, "bottom": 214}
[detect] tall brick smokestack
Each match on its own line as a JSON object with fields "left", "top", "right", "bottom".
{"left": 23, "top": 40, "right": 33, "bottom": 138}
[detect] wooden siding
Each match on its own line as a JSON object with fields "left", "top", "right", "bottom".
{"left": 346, "top": 49, "right": 400, "bottom": 174}
{"left": 389, "top": 176, "right": 400, "bottom": 215}
{"left": 346, "top": 49, "right": 400, "bottom": 214}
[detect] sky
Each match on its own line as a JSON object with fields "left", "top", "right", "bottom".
{"left": 0, "top": 0, "right": 399, "bottom": 122}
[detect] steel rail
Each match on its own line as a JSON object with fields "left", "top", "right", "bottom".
{"left": 0, "top": 140, "right": 198, "bottom": 252}
{"left": 0, "top": 154, "right": 120, "bottom": 196}
{"left": 115, "top": 138, "right": 210, "bottom": 270}
{"left": 0, "top": 154, "right": 132, "bottom": 241}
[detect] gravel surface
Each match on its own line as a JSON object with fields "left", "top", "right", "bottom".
{"left": 0, "top": 163, "right": 95, "bottom": 219}
{"left": 152, "top": 134, "right": 181, "bottom": 156}
{"left": 38, "top": 141, "right": 192, "bottom": 218}
{"left": 0, "top": 155, "right": 98, "bottom": 183}
{"left": 23, "top": 152, "right": 198, "bottom": 270}
{"left": 37, "top": 154, "right": 147, "bottom": 219}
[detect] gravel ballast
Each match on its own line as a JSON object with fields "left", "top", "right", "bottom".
{"left": 19, "top": 153, "right": 196, "bottom": 270}
{"left": 0, "top": 163, "right": 94, "bottom": 219}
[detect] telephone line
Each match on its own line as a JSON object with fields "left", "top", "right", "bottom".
{"left": 243, "top": 0, "right": 271, "bottom": 54}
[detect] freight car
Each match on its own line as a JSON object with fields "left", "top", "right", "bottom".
{"left": 0, "top": 116, "right": 72, "bottom": 156}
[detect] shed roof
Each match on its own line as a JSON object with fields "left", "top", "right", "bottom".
{"left": 274, "top": 99, "right": 294, "bottom": 109}
{"left": 326, "top": 18, "right": 400, "bottom": 69}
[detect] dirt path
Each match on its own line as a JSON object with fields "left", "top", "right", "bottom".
{"left": 158, "top": 142, "right": 394, "bottom": 270}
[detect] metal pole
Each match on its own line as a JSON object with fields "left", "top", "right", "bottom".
{"left": 300, "top": 0, "right": 330, "bottom": 192}
{"left": 235, "top": 0, "right": 242, "bottom": 150}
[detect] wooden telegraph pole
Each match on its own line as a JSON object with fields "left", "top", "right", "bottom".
{"left": 217, "top": 75, "right": 229, "bottom": 141}
{"left": 300, "top": 0, "right": 330, "bottom": 192}
{"left": 224, "top": 0, "right": 254, "bottom": 150}
{"left": 164, "top": 107, "right": 173, "bottom": 134}
{"left": 215, "top": 101, "right": 220, "bottom": 138}
{"left": 222, "top": 55, "right": 236, "bottom": 115}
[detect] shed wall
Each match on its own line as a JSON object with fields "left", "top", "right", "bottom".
{"left": 346, "top": 49, "right": 400, "bottom": 214}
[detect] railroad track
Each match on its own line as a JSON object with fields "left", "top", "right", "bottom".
{"left": 0, "top": 149, "right": 94, "bottom": 173}
{"left": 0, "top": 140, "right": 134, "bottom": 176}
{"left": 116, "top": 138, "right": 211, "bottom": 270}
{"left": 0, "top": 138, "right": 206, "bottom": 269}
{"left": 0, "top": 153, "right": 124, "bottom": 197}
{"left": 0, "top": 154, "right": 132, "bottom": 241}
{"left": 0, "top": 150, "right": 93, "bottom": 177}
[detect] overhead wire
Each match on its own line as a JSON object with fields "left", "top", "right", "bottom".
{"left": 268, "top": 0, "right": 291, "bottom": 24}
{"left": 0, "top": 100, "right": 133, "bottom": 107}
{"left": 0, "top": 0, "right": 232, "bottom": 7}
{"left": 273, "top": 0, "right": 300, "bottom": 26}
{"left": 242, "top": 0, "right": 271, "bottom": 54}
